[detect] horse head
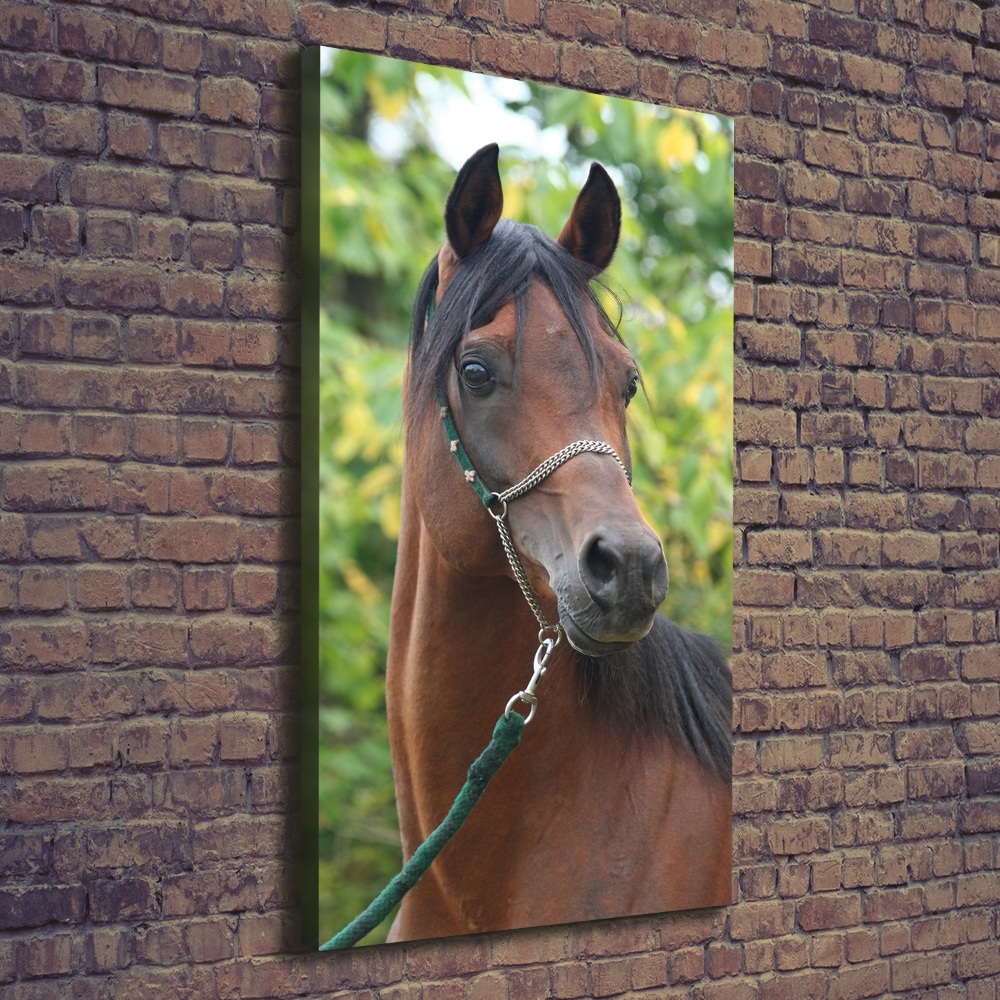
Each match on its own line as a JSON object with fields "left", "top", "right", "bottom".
{"left": 406, "top": 144, "right": 669, "bottom": 657}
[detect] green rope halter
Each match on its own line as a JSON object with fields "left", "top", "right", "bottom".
{"left": 437, "top": 386, "right": 494, "bottom": 506}
{"left": 320, "top": 712, "right": 525, "bottom": 950}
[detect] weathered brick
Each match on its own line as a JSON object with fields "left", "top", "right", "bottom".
{"left": 544, "top": 0, "right": 621, "bottom": 43}
{"left": 0, "top": 52, "right": 96, "bottom": 102}
{"left": 97, "top": 66, "right": 195, "bottom": 117}
{"left": 59, "top": 8, "right": 158, "bottom": 64}
{"left": 773, "top": 42, "right": 839, "bottom": 86}
{"left": 559, "top": 42, "right": 637, "bottom": 94}
{"left": 804, "top": 132, "right": 865, "bottom": 175}
{"left": 0, "top": 886, "right": 86, "bottom": 931}
{"left": 798, "top": 893, "right": 861, "bottom": 931}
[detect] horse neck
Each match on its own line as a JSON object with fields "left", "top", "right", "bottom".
{"left": 387, "top": 482, "right": 543, "bottom": 734}
{"left": 386, "top": 484, "right": 581, "bottom": 823}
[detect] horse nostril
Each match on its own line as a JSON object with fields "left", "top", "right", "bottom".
{"left": 580, "top": 529, "right": 668, "bottom": 613}
{"left": 584, "top": 535, "right": 618, "bottom": 591}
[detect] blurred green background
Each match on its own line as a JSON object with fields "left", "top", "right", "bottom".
{"left": 316, "top": 48, "right": 734, "bottom": 946}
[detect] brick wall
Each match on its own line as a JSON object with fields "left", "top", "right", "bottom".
{"left": 2, "top": 0, "right": 998, "bottom": 996}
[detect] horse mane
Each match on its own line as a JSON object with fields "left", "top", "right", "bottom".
{"left": 406, "top": 218, "right": 621, "bottom": 423}
{"left": 581, "top": 614, "right": 732, "bottom": 783}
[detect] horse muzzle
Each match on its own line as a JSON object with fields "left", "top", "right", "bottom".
{"left": 556, "top": 524, "right": 668, "bottom": 656}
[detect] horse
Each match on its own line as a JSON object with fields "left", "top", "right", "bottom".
{"left": 384, "top": 144, "right": 732, "bottom": 942}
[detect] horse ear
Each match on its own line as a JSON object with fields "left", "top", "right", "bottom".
{"left": 445, "top": 143, "right": 503, "bottom": 259}
{"left": 557, "top": 163, "right": 621, "bottom": 272}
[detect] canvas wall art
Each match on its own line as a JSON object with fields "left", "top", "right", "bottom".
{"left": 301, "top": 46, "right": 735, "bottom": 949}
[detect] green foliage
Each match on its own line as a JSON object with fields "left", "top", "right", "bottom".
{"left": 315, "top": 49, "right": 733, "bottom": 944}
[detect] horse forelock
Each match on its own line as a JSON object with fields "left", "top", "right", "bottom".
{"left": 406, "top": 219, "right": 621, "bottom": 428}
{"left": 580, "top": 614, "right": 732, "bottom": 783}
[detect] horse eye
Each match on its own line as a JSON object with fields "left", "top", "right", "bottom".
{"left": 460, "top": 360, "right": 493, "bottom": 392}
{"left": 625, "top": 374, "right": 639, "bottom": 405}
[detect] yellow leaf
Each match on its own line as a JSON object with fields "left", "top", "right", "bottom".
{"left": 342, "top": 560, "right": 382, "bottom": 605}
{"left": 359, "top": 464, "right": 397, "bottom": 500}
{"left": 379, "top": 493, "right": 401, "bottom": 541}
{"left": 368, "top": 79, "right": 408, "bottom": 122}
{"left": 656, "top": 120, "right": 697, "bottom": 169}
{"left": 706, "top": 519, "right": 730, "bottom": 553}
{"left": 333, "top": 402, "right": 375, "bottom": 462}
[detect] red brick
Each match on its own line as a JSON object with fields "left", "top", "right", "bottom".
{"left": 126, "top": 358, "right": 227, "bottom": 408}
{"left": 76, "top": 566, "right": 129, "bottom": 610}
{"left": 4, "top": 460, "right": 110, "bottom": 512}
{"left": 179, "top": 418, "right": 228, "bottom": 463}
{"left": 80, "top": 520, "right": 134, "bottom": 561}
{"left": 773, "top": 42, "right": 839, "bottom": 85}
{"left": 159, "top": 122, "right": 207, "bottom": 168}
{"left": 735, "top": 160, "right": 780, "bottom": 201}
{"left": 0, "top": 52, "right": 96, "bottom": 102}
{"left": 559, "top": 42, "right": 637, "bottom": 95}
{"left": 804, "top": 131, "right": 865, "bottom": 175}
{"left": 183, "top": 567, "right": 228, "bottom": 611}
{"left": 789, "top": 208, "right": 852, "bottom": 247}
{"left": 34, "top": 106, "right": 99, "bottom": 159}
{"left": 0, "top": 886, "right": 86, "bottom": 931}
{"left": 125, "top": 316, "right": 178, "bottom": 363}
{"left": 138, "top": 518, "right": 238, "bottom": 564}
{"left": 625, "top": 12, "right": 698, "bottom": 57}
{"left": 915, "top": 69, "right": 966, "bottom": 110}
{"left": 386, "top": 19, "right": 471, "bottom": 68}
{"left": 58, "top": 8, "right": 158, "bottom": 63}
{"left": 85, "top": 210, "right": 135, "bottom": 258}
{"left": 239, "top": 229, "right": 282, "bottom": 276}
{"left": 747, "top": 530, "right": 812, "bottom": 566}
{"left": 798, "top": 893, "right": 862, "bottom": 931}
{"left": 107, "top": 111, "right": 155, "bottom": 160}
{"left": 841, "top": 54, "right": 906, "bottom": 97}
{"left": 300, "top": 4, "right": 386, "bottom": 49}
{"left": 702, "top": 27, "right": 769, "bottom": 70}
{"left": 233, "top": 325, "right": 281, "bottom": 369}
{"left": 17, "top": 411, "right": 71, "bottom": 456}
{"left": 72, "top": 165, "right": 171, "bottom": 212}
{"left": 98, "top": 66, "right": 195, "bottom": 116}
{"left": 232, "top": 567, "right": 278, "bottom": 612}
{"left": 675, "top": 71, "right": 713, "bottom": 108}
{"left": 164, "top": 272, "right": 224, "bottom": 317}
{"left": 136, "top": 216, "right": 187, "bottom": 263}
{"left": 730, "top": 900, "right": 795, "bottom": 941}
{"left": 163, "top": 28, "right": 203, "bottom": 72}
{"left": 1, "top": 255, "right": 59, "bottom": 305}
{"left": 226, "top": 275, "right": 291, "bottom": 320}
{"left": 956, "top": 941, "right": 1000, "bottom": 980}
{"left": 202, "top": 128, "right": 252, "bottom": 175}
{"left": 3, "top": 1, "right": 55, "bottom": 49}
{"left": 735, "top": 238, "right": 772, "bottom": 277}
{"left": 219, "top": 711, "right": 267, "bottom": 762}
{"left": 767, "top": 819, "right": 831, "bottom": 856}
{"left": 544, "top": 1, "right": 621, "bottom": 43}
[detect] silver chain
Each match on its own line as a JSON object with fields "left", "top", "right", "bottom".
{"left": 488, "top": 440, "right": 630, "bottom": 634}
{"left": 497, "top": 440, "right": 631, "bottom": 504}
{"left": 491, "top": 512, "right": 551, "bottom": 632}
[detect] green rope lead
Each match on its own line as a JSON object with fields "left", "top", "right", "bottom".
{"left": 320, "top": 711, "right": 527, "bottom": 950}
